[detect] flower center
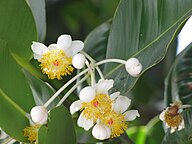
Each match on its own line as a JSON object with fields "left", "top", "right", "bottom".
{"left": 164, "top": 111, "right": 182, "bottom": 128}
{"left": 101, "top": 111, "right": 128, "bottom": 138}
{"left": 23, "top": 125, "right": 40, "bottom": 143}
{"left": 81, "top": 94, "right": 112, "bottom": 122}
{"left": 39, "top": 49, "right": 74, "bottom": 80}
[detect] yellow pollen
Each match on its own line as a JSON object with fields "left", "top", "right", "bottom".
{"left": 23, "top": 125, "right": 40, "bottom": 143}
{"left": 101, "top": 111, "right": 128, "bottom": 138}
{"left": 39, "top": 49, "right": 74, "bottom": 80}
{"left": 81, "top": 94, "right": 112, "bottom": 122}
{"left": 164, "top": 111, "right": 183, "bottom": 128}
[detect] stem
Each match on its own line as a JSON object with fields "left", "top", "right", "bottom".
{"left": 81, "top": 51, "right": 104, "bottom": 79}
{"left": 44, "top": 68, "right": 89, "bottom": 108}
{"left": 56, "top": 74, "right": 89, "bottom": 106}
{"left": 85, "top": 60, "right": 95, "bottom": 86}
{"left": 96, "top": 59, "right": 126, "bottom": 66}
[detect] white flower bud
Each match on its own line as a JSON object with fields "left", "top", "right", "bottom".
{"left": 125, "top": 58, "right": 142, "bottom": 77}
{"left": 92, "top": 124, "right": 111, "bottom": 140}
{"left": 72, "top": 53, "right": 86, "bottom": 69}
{"left": 79, "top": 86, "right": 96, "bottom": 102}
{"left": 30, "top": 106, "right": 48, "bottom": 125}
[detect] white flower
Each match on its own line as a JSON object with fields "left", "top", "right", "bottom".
{"left": 72, "top": 53, "right": 86, "bottom": 69}
{"left": 31, "top": 34, "right": 84, "bottom": 79}
{"left": 125, "top": 58, "right": 142, "bottom": 77}
{"left": 30, "top": 106, "right": 48, "bottom": 125}
{"left": 31, "top": 34, "right": 84, "bottom": 60}
{"left": 92, "top": 124, "right": 111, "bottom": 140}
{"left": 159, "top": 101, "right": 185, "bottom": 133}
{"left": 70, "top": 79, "right": 114, "bottom": 131}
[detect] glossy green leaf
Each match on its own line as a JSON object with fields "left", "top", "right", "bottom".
{"left": 163, "top": 43, "right": 192, "bottom": 143}
{"left": 23, "top": 70, "right": 60, "bottom": 110}
{"left": 0, "top": 0, "right": 37, "bottom": 60}
{"left": 104, "top": 0, "right": 192, "bottom": 94}
{"left": 27, "top": 0, "right": 46, "bottom": 42}
{"left": 84, "top": 20, "right": 111, "bottom": 61}
{"left": 38, "top": 106, "right": 76, "bottom": 144}
{"left": 0, "top": 40, "right": 35, "bottom": 142}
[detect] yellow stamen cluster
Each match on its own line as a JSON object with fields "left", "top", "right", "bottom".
{"left": 81, "top": 94, "right": 112, "bottom": 122}
{"left": 164, "top": 111, "right": 183, "bottom": 128}
{"left": 81, "top": 93, "right": 128, "bottom": 138}
{"left": 23, "top": 125, "right": 40, "bottom": 143}
{"left": 101, "top": 111, "right": 128, "bottom": 138}
{"left": 39, "top": 49, "right": 74, "bottom": 80}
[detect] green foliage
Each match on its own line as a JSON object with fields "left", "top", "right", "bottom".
{"left": 0, "top": 0, "right": 192, "bottom": 143}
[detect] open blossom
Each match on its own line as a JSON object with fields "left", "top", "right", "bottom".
{"left": 159, "top": 101, "right": 185, "bottom": 133}
{"left": 70, "top": 79, "right": 140, "bottom": 140}
{"left": 31, "top": 34, "right": 84, "bottom": 79}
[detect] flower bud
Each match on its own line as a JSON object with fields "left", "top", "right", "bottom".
{"left": 72, "top": 53, "right": 86, "bottom": 69}
{"left": 79, "top": 86, "right": 96, "bottom": 102}
{"left": 125, "top": 58, "right": 142, "bottom": 77}
{"left": 30, "top": 106, "right": 48, "bottom": 125}
{"left": 92, "top": 124, "right": 111, "bottom": 140}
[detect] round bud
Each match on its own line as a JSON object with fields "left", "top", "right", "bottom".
{"left": 72, "top": 53, "right": 86, "bottom": 69}
{"left": 125, "top": 58, "right": 142, "bottom": 77}
{"left": 79, "top": 86, "right": 96, "bottom": 102}
{"left": 92, "top": 124, "right": 111, "bottom": 140}
{"left": 30, "top": 106, "right": 48, "bottom": 125}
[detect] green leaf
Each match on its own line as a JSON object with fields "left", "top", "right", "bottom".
{"left": 104, "top": 0, "right": 192, "bottom": 93}
{"left": 0, "top": 40, "right": 35, "bottom": 142}
{"left": 26, "top": 0, "right": 46, "bottom": 42}
{"left": 163, "top": 43, "right": 192, "bottom": 143}
{"left": 23, "top": 70, "right": 59, "bottom": 110}
{"left": 84, "top": 20, "right": 111, "bottom": 61}
{"left": 0, "top": 0, "right": 37, "bottom": 60}
{"left": 38, "top": 106, "right": 76, "bottom": 144}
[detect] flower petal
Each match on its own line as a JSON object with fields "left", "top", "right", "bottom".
{"left": 70, "top": 100, "right": 82, "bottom": 115}
{"left": 113, "top": 96, "right": 131, "bottom": 113}
{"left": 178, "top": 119, "right": 185, "bottom": 131}
{"left": 31, "top": 42, "right": 48, "bottom": 59}
{"left": 110, "top": 92, "right": 120, "bottom": 100}
{"left": 34, "top": 53, "right": 41, "bottom": 60}
{"left": 124, "top": 110, "right": 140, "bottom": 121}
{"left": 95, "top": 79, "right": 114, "bottom": 94}
{"left": 159, "top": 110, "right": 166, "bottom": 121}
{"left": 170, "top": 127, "right": 176, "bottom": 133}
{"left": 48, "top": 44, "right": 58, "bottom": 50}
{"left": 67, "top": 40, "right": 84, "bottom": 56}
{"left": 57, "top": 34, "right": 72, "bottom": 51}
{"left": 77, "top": 113, "right": 94, "bottom": 131}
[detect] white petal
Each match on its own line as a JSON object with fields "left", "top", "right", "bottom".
{"left": 113, "top": 96, "right": 131, "bottom": 113}
{"left": 110, "top": 92, "right": 120, "bottom": 100}
{"left": 159, "top": 110, "right": 166, "bottom": 121}
{"left": 67, "top": 40, "right": 84, "bottom": 56}
{"left": 124, "top": 110, "right": 140, "bottom": 121}
{"left": 95, "top": 79, "right": 114, "bottom": 94}
{"left": 0, "top": 129, "right": 8, "bottom": 139}
{"left": 77, "top": 113, "right": 94, "bottom": 131}
{"left": 31, "top": 42, "right": 48, "bottom": 58}
{"left": 170, "top": 128, "right": 176, "bottom": 133}
{"left": 57, "top": 34, "right": 72, "bottom": 51}
{"left": 72, "top": 53, "right": 86, "bottom": 69}
{"left": 165, "top": 123, "right": 170, "bottom": 129}
{"left": 79, "top": 86, "right": 96, "bottom": 102}
{"left": 178, "top": 119, "right": 185, "bottom": 131}
{"left": 70, "top": 100, "right": 82, "bottom": 115}
{"left": 92, "top": 124, "right": 111, "bottom": 140}
{"left": 34, "top": 53, "right": 42, "bottom": 60}
{"left": 48, "top": 44, "right": 58, "bottom": 50}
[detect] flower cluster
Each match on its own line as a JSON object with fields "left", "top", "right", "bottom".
{"left": 70, "top": 79, "right": 140, "bottom": 140}
{"left": 24, "top": 34, "right": 144, "bottom": 142}
{"left": 159, "top": 101, "right": 185, "bottom": 133}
